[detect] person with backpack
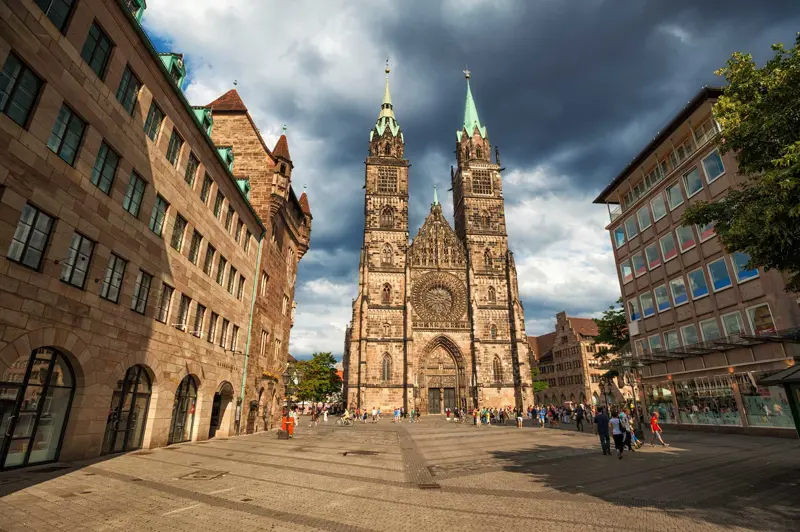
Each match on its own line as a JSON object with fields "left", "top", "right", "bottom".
{"left": 575, "top": 404, "right": 585, "bottom": 432}
{"left": 609, "top": 409, "right": 626, "bottom": 459}
{"left": 593, "top": 406, "right": 610, "bottom": 455}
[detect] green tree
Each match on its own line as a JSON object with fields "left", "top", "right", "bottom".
{"left": 593, "top": 298, "right": 629, "bottom": 375}
{"left": 531, "top": 366, "right": 548, "bottom": 393}
{"left": 294, "top": 352, "right": 342, "bottom": 405}
{"left": 683, "top": 34, "right": 800, "bottom": 291}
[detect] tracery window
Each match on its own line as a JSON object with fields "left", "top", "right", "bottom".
{"left": 381, "top": 244, "right": 392, "bottom": 265}
{"left": 483, "top": 249, "right": 492, "bottom": 269}
{"left": 488, "top": 286, "right": 496, "bottom": 304}
{"left": 490, "top": 324, "right": 498, "bottom": 339}
{"left": 472, "top": 170, "right": 492, "bottom": 195}
{"left": 492, "top": 356, "right": 502, "bottom": 383}
{"left": 380, "top": 206, "right": 394, "bottom": 227}
{"left": 382, "top": 323, "right": 391, "bottom": 336}
{"left": 476, "top": 147, "right": 482, "bottom": 159}
{"left": 382, "top": 283, "right": 391, "bottom": 304}
{"left": 384, "top": 143, "right": 391, "bottom": 156}
{"left": 381, "top": 354, "right": 392, "bottom": 382}
{"left": 378, "top": 167, "right": 397, "bottom": 193}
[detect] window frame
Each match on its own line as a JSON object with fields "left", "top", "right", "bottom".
{"left": 188, "top": 230, "right": 202, "bottom": 264}
{"left": 193, "top": 303, "right": 206, "bottom": 338}
{"left": 148, "top": 194, "right": 169, "bottom": 236}
{"left": 631, "top": 252, "right": 647, "bottom": 278}
{"left": 644, "top": 242, "right": 661, "bottom": 271}
{"left": 669, "top": 276, "right": 689, "bottom": 307}
{"left": 214, "top": 191, "right": 224, "bottom": 218}
{"left": 699, "top": 317, "right": 722, "bottom": 342}
{"left": 219, "top": 318, "right": 229, "bottom": 348}
{"left": 731, "top": 251, "right": 759, "bottom": 283}
{"left": 647, "top": 334, "right": 663, "bottom": 353}
{"left": 122, "top": 171, "right": 146, "bottom": 217}
{"left": 619, "top": 259, "right": 633, "bottom": 284}
{"left": 165, "top": 129, "right": 183, "bottom": 167}
{"left": 636, "top": 204, "right": 652, "bottom": 231}
{"left": 59, "top": 231, "right": 94, "bottom": 288}
{"left": 225, "top": 206, "right": 234, "bottom": 231}
{"left": 664, "top": 330, "right": 681, "bottom": 351}
{"left": 659, "top": 232, "right": 678, "bottom": 262}
{"left": 697, "top": 221, "right": 716, "bottom": 243}
{"left": 115, "top": 64, "right": 140, "bottom": 115}
{"left": 227, "top": 266, "right": 237, "bottom": 294}
{"left": 628, "top": 298, "right": 641, "bottom": 322}
{"left": 721, "top": 311, "right": 746, "bottom": 337}
{"left": 171, "top": 213, "right": 187, "bottom": 251}
{"left": 680, "top": 323, "right": 699, "bottom": 346}
{"left": 184, "top": 152, "right": 199, "bottom": 187}
{"left": 143, "top": 102, "right": 164, "bottom": 141}
{"left": 675, "top": 225, "right": 696, "bottom": 252}
{"left": 35, "top": 0, "right": 77, "bottom": 33}
{"left": 47, "top": 103, "right": 86, "bottom": 166}
{"left": 650, "top": 192, "right": 668, "bottom": 222}
{"left": 624, "top": 216, "right": 638, "bottom": 240}
{"left": 0, "top": 53, "right": 44, "bottom": 129}
{"left": 79, "top": 20, "right": 114, "bottom": 80}
{"left": 707, "top": 257, "right": 733, "bottom": 292}
{"left": 682, "top": 167, "right": 703, "bottom": 198}
{"left": 216, "top": 255, "right": 227, "bottom": 286}
{"left": 640, "top": 291, "right": 656, "bottom": 318}
{"left": 665, "top": 182, "right": 684, "bottom": 211}
{"left": 653, "top": 284, "right": 670, "bottom": 312}
{"left": 687, "top": 267, "right": 710, "bottom": 300}
{"left": 701, "top": 149, "right": 725, "bottom": 184}
{"left": 7, "top": 203, "right": 55, "bottom": 271}
{"left": 90, "top": 141, "right": 119, "bottom": 195}
{"left": 176, "top": 294, "right": 191, "bottom": 331}
{"left": 208, "top": 312, "right": 219, "bottom": 343}
{"left": 130, "top": 269, "right": 152, "bottom": 315}
{"left": 100, "top": 253, "right": 127, "bottom": 303}
{"left": 203, "top": 244, "right": 216, "bottom": 275}
{"left": 155, "top": 283, "right": 174, "bottom": 323}
{"left": 613, "top": 226, "right": 626, "bottom": 249}
{"left": 745, "top": 303, "right": 777, "bottom": 336}
{"left": 200, "top": 173, "right": 213, "bottom": 204}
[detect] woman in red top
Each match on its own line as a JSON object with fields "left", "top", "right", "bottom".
{"left": 650, "top": 412, "right": 669, "bottom": 447}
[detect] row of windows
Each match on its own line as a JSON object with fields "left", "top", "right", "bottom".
{"left": 614, "top": 149, "right": 726, "bottom": 249}
{"left": 635, "top": 302, "right": 777, "bottom": 355}
{"left": 259, "top": 330, "right": 283, "bottom": 359}
{"left": 168, "top": 290, "right": 241, "bottom": 351}
{"left": 627, "top": 252, "right": 758, "bottom": 322}
{"left": 619, "top": 223, "right": 717, "bottom": 282}
{"left": 557, "top": 375, "right": 584, "bottom": 386}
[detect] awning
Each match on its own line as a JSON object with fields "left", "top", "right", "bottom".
{"left": 758, "top": 364, "right": 800, "bottom": 386}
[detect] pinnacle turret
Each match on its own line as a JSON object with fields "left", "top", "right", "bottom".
{"left": 370, "top": 61, "right": 404, "bottom": 143}
{"left": 457, "top": 69, "right": 487, "bottom": 141}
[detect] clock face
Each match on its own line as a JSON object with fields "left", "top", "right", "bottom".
{"left": 424, "top": 286, "right": 453, "bottom": 316}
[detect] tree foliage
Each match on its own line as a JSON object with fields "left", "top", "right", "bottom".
{"left": 531, "top": 366, "right": 548, "bottom": 393}
{"left": 293, "top": 352, "right": 342, "bottom": 403}
{"left": 593, "top": 298, "right": 629, "bottom": 363}
{"left": 683, "top": 34, "right": 800, "bottom": 291}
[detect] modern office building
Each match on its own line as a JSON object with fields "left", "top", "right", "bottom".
{"left": 0, "top": 0, "right": 309, "bottom": 470}
{"left": 594, "top": 86, "right": 799, "bottom": 436}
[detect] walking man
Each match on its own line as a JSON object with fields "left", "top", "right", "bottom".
{"left": 610, "top": 409, "right": 626, "bottom": 459}
{"left": 594, "top": 406, "right": 610, "bottom": 455}
{"left": 575, "top": 404, "right": 585, "bottom": 432}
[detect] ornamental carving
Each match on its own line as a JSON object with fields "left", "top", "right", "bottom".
{"left": 409, "top": 204, "right": 466, "bottom": 268}
{"left": 411, "top": 272, "right": 467, "bottom": 322}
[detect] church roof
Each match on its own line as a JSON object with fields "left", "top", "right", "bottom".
{"left": 299, "top": 192, "right": 311, "bottom": 216}
{"left": 273, "top": 134, "right": 291, "bottom": 160}
{"left": 206, "top": 89, "right": 248, "bottom": 112}
{"left": 370, "top": 64, "right": 403, "bottom": 142}
{"left": 457, "top": 71, "right": 487, "bottom": 141}
{"left": 409, "top": 202, "right": 465, "bottom": 268}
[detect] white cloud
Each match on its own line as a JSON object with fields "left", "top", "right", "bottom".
{"left": 658, "top": 24, "right": 695, "bottom": 46}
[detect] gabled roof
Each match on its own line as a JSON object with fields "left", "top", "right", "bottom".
{"left": 299, "top": 192, "right": 311, "bottom": 216}
{"left": 206, "top": 89, "right": 248, "bottom": 112}
{"left": 529, "top": 332, "right": 557, "bottom": 361}
{"left": 570, "top": 317, "right": 599, "bottom": 338}
{"left": 273, "top": 134, "right": 291, "bottom": 160}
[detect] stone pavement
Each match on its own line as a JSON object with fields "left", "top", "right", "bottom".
{"left": 1, "top": 416, "right": 799, "bottom": 531}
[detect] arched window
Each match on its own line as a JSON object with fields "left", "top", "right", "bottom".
{"left": 280, "top": 163, "right": 286, "bottom": 174}
{"left": 381, "top": 244, "right": 392, "bottom": 265}
{"left": 488, "top": 286, "right": 496, "bottom": 304}
{"left": 381, "top": 354, "right": 392, "bottom": 382}
{"left": 476, "top": 146, "right": 482, "bottom": 159}
{"left": 483, "top": 249, "right": 492, "bottom": 269}
{"left": 169, "top": 375, "right": 198, "bottom": 445}
{"left": 380, "top": 206, "right": 394, "bottom": 228}
{"left": 287, "top": 248, "right": 296, "bottom": 285}
{"left": 385, "top": 143, "right": 391, "bottom": 156}
{"left": 382, "top": 323, "right": 391, "bottom": 336}
{"left": 490, "top": 324, "right": 498, "bottom": 339}
{"left": 482, "top": 211, "right": 491, "bottom": 229}
{"left": 102, "top": 364, "right": 152, "bottom": 454}
{"left": 382, "top": 283, "right": 391, "bottom": 304}
{"left": 492, "top": 356, "right": 502, "bottom": 383}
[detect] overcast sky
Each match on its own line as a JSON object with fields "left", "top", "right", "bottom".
{"left": 143, "top": 0, "right": 800, "bottom": 360}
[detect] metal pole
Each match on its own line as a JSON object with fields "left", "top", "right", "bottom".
{"left": 237, "top": 231, "right": 266, "bottom": 434}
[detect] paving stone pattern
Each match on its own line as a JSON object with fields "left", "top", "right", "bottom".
{"left": 1, "top": 417, "right": 798, "bottom": 531}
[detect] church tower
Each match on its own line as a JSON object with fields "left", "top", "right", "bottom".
{"left": 451, "top": 71, "right": 534, "bottom": 408}
{"left": 346, "top": 63, "right": 410, "bottom": 409}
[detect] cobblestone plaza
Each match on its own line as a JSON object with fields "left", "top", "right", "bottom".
{"left": 1, "top": 416, "right": 798, "bottom": 531}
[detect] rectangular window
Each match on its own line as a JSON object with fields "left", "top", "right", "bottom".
{"left": 694, "top": 119, "right": 717, "bottom": 145}
{"left": 654, "top": 284, "right": 670, "bottom": 312}
{"left": 156, "top": 283, "right": 173, "bottom": 323}
{"left": 378, "top": 167, "right": 398, "bottom": 192}
{"left": 697, "top": 221, "right": 716, "bottom": 242}
{"left": 631, "top": 252, "right": 646, "bottom": 277}
{"left": 666, "top": 182, "right": 684, "bottom": 210}
{"left": 7, "top": 204, "right": 54, "bottom": 270}
{"left": 203, "top": 244, "right": 216, "bottom": 275}
{"left": 143, "top": 102, "right": 164, "bottom": 141}
{"left": 130, "top": 269, "right": 152, "bottom": 314}
{"left": 664, "top": 330, "right": 681, "bottom": 351}
{"left": 0, "top": 53, "right": 44, "bottom": 128}
{"left": 648, "top": 334, "right": 663, "bottom": 353}
{"left": 260, "top": 330, "right": 268, "bottom": 356}
{"left": 171, "top": 213, "right": 187, "bottom": 251}
{"left": 115, "top": 65, "right": 140, "bottom": 115}
{"left": 683, "top": 167, "right": 703, "bottom": 198}
{"left": 650, "top": 193, "right": 667, "bottom": 222}
{"left": 225, "top": 206, "right": 234, "bottom": 231}
{"left": 244, "top": 230, "right": 251, "bottom": 252}
{"left": 624, "top": 216, "right": 638, "bottom": 239}
{"left": 219, "top": 318, "right": 229, "bottom": 348}
{"left": 216, "top": 256, "right": 227, "bottom": 285}
{"left": 669, "top": 276, "right": 689, "bottom": 306}
{"left": 702, "top": 149, "right": 725, "bottom": 183}
{"left": 681, "top": 323, "right": 699, "bottom": 346}
{"left": 235, "top": 220, "right": 244, "bottom": 243}
{"left": 613, "top": 226, "right": 625, "bottom": 249}
{"left": 628, "top": 299, "right": 640, "bottom": 321}
{"left": 214, "top": 192, "right": 224, "bottom": 218}
{"left": 687, "top": 268, "right": 709, "bottom": 299}
{"left": 188, "top": 230, "right": 202, "bottom": 264}
{"left": 184, "top": 152, "right": 199, "bottom": 187}
{"left": 237, "top": 275, "right": 245, "bottom": 300}
{"left": 166, "top": 130, "right": 183, "bottom": 166}
{"left": 721, "top": 311, "right": 746, "bottom": 337}
{"left": 227, "top": 266, "right": 237, "bottom": 294}
{"left": 60, "top": 232, "right": 94, "bottom": 288}
{"left": 176, "top": 294, "right": 191, "bottom": 331}
{"left": 200, "top": 173, "right": 213, "bottom": 204}
{"left": 47, "top": 104, "right": 85, "bottom": 165}
{"left": 636, "top": 205, "right": 651, "bottom": 230}
{"left": 282, "top": 294, "right": 290, "bottom": 316}
{"left": 100, "top": 253, "right": 126, "bottom": 303}
{"left": 699, "top": 318, "right": 722, "bottom": 342}
{"left": 640, "top": 291, "right": 655, "bottom": 318}
{"left": 619, "top": 259, "right": 633, "bottom": 284}
{"left": 675, "top": 225, "right": 696, "bottom": 252}
{"left": 471, "top": 170, "right": 492, "bottom": 195}
{"left": 91, "top": 141, "right": 119, "bottom": 194}
{"left": 148, "top": 194, "right": 169, "bottom": 236}
{"left": 208, "top": 312, "right": 218, "bottom": 343}
{"left": 193, "top": 303, "right": 206, "bottom": 338}
{"left": 707, "top": 257, "right": 732, "bottom": 292}
{"left": 747, "top": 303, "right": 776, "bottom": 336}
{"left": 645, "top": 242, "right": 661, "bottom": 270}
{"left": 731, "top": 251, "right": 759, "bottom": 283}
{"left": 274, "top": 339, "right": 282, "bottom": 358}
{"left": 659, "top": 233, "right": 678, "bottom": 262}
{"left": 122, "top": 172, "right": 146, "bottom": 217}
{"left": 80, "top": 22, "right": 113, "bottom": 79}
{"left": 35, "top": 0, "right": 75, "bottom": 32}
{"left": 260, "top": 272, "right": 269, "bottom": 297}
{"left": 231, "top": 325, "right": 239, "bottom": 352}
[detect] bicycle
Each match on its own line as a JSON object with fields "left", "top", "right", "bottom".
{"left": 336, "top": 417, "right": 353, "bottom": 427}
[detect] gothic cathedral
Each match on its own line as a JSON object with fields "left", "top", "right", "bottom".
{"left": 343, "top": 66, "right": 534, "bottom": 413}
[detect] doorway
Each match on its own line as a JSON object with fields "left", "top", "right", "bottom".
{"left": 208, "top": 381, "right": 233, "bottom": 439}
{"left": 168, "top": 376, "right": 197, "bottom": 445}
{"left": 443, "top": 388, "right": 456, "bottom": 411}
{"left": 0, "top": 348, "right": 75, "bottom": 470}
{"left": 101, "top": 365, "right": 151, "bottom": 454}
{"left": 428, "top": 388, "right": 441, "bottom": 414}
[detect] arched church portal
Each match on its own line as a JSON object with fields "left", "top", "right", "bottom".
{"left": 417, "top": 337, "right": 466, "bottom": 414}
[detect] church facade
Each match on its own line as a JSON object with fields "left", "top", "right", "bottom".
{"left": 343, "top": 68, "right": 534, "bottom": 414}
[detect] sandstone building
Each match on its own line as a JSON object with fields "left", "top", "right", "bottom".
{"left": 0, "top": 0, "right": 309, "bottom": 470}
{"left": 343, "top": 67, "right": 533, "bottom": 413}
{"left": 594, "top": 86, "right": 799, "bottom": 435}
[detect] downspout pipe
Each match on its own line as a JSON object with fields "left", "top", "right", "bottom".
{"left": 238, "top": 231, "right": 266, "bottom": 433}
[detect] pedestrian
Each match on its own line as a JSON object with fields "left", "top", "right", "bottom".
{"left": 323, "top": 408, "right": 328, "bottom": 424}
{"left": 473, "top": 408, "right": 478, "bottom": 426}
{"left": 575, "top": 404, "right": 585, "bottom": 432}
{"left": 516, "top": 409, "right": 523, "bottom": 428}
{"left": 593, "top": 406, "right": 610, "bottom": 455}
{"left": 650, "top": 411, "right": 669, "bottom": 447}
{"left": 372, "top": 407, "right": 377, "bottom": 423}
{"left": 621, "top": 408, "right": 635, "bottom": 451}
{"left": 610, "top": 409, "right": 625, "bottom": 459}
{"left": 363, "top": 409, "right": 368, "bottom": 423}
{"left": 538, "top": 406, "right": 546, "bottom": 428}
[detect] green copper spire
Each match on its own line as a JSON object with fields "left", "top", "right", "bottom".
{"left": 433, "top": 185, "right": 439, "bottom": 206}
{"left": 457, "top": 68, "right": 487, "bottom": 141}
{"left": 369, "top": 59, "right": 404, "bottom": 142}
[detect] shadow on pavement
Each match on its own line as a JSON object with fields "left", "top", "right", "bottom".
{"left": 0, "top": 453, "right": 122, "bottom": 497}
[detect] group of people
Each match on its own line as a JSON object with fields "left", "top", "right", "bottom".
{"left": 341, "top": 406, "right": 422, "bottom": 423}
{"left": 592, "top": 407, "right": 669, "bottom": 458}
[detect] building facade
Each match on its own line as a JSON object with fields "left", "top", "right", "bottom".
{"left": 343, "top": 68, "right": 534, "bottom": 414}
{"left": 529, "top": 312, "right": 625, "bottom": 406}
{"left": 0, "top": 0, "right": 309, "bottom": 471}
{"left": 594, "top": 86, "right": 800, "bottom": 436}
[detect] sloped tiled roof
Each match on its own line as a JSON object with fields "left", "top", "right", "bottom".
{"left": 569, "top": 317, "right": 599, "bottom": 338}
{"left": 273, "top": 134, "right": 291, "bottom": 160}
{"left": 528, "top": 332, "right": 557, "bottom": 361}
{"left": 299, "top": 192, "right": 311, "bottom": 216}
{"left": 206, "top": 89, "right": 248, "bottom": 112}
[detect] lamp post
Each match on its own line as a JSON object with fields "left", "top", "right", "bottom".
{"left": 279, "top": 368, "right": 300, "bottom": 439}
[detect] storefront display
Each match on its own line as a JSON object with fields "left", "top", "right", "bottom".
{"left": 644, "top": 384, "right": 676, "bottom": 423}
{"left": 675, "top": 376, "right": 741, "bottom": 426}
{"left": 737, "top": 373, "right": 793, "bottom": 429}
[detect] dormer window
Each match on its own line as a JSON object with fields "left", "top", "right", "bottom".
{"left": 170, "top": 64, "right": 181, "bottom": 85}
{"left": 280, "top": 163, "right": 287, "bottom": 175}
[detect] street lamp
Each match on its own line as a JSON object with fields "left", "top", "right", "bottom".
{"left": 279, "top": 368, "right": 301, "bottom": 439}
